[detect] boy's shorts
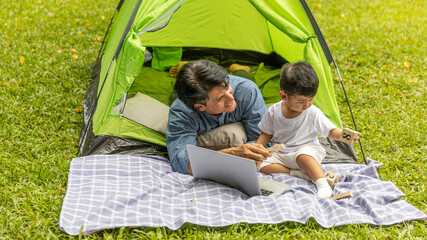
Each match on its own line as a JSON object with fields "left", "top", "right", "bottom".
{"left": 257, "top": 143, "right": 326, "bottom": 171}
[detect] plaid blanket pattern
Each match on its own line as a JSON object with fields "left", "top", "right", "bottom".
{"left": 59, "top": 155, "right": 426, "bottom": 235}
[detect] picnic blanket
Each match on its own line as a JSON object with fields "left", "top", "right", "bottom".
{"left": 59, "top": 155, "right": 427, "bottom": 235}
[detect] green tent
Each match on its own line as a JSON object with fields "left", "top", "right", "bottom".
{"left": 79, "top": 0, "right": 362, "bottom": 163}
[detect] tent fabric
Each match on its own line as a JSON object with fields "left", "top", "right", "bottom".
{"left": 151, "top": 47, "right": 183, "bottom": 71}
{"left": 80, "top": 0, "right": 346, "bottom": 158}
{"left": 249, "top": 0, "right": 339, "bottom": 126}
{"left": 140, "top": 0, "right": 274, "bottom": 53}
{"left": 59, "top": 155, "right": 427, "bottom": 235}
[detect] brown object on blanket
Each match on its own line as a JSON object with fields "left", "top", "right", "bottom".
{"left": 329, "top": 191, "right": 353, "bottom": 200}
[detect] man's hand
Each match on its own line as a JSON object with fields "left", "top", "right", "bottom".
{"left": 187, "top": 164, "right": 193, "bottom": 175}
{"left": 219, "top": 143, "right": 271, "bottom": 166}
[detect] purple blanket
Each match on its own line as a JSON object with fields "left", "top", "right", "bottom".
{"left": 59, "top": 155, "right": 426, "bottom": 235}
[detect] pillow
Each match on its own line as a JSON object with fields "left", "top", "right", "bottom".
{"left": 120, "top": 92, "right": 170, "bottom": 134}
{"left": 196, "top": 122, "right": 247, "bottom": 150}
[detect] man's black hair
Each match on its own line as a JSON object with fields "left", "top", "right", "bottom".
{"left": 280, "top": 61, "right": 319, "bottom": 97}
{"left": 174, "top": 60, "right": 229, "bottom": 111}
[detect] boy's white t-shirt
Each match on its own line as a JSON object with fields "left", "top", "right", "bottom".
{"left": 258, "top": 101, "right": 337, "bottom": 153}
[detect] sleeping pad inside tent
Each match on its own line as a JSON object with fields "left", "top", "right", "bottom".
{"left": 77, "top": 0, "right": 360, "bottom": 164}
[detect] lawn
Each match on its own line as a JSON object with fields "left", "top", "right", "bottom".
{"left": 1, "top": 0, "right": 425, "bottom": 239}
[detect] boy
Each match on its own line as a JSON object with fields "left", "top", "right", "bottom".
{"left": 256, "top": 61, "right": 360, "bottom": 198}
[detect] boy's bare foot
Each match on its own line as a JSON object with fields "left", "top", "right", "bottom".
{"left": 169, "top": 61, "right": 193, "bottom": 78}
{"left": 230, "top": 63, "right": 251, "bottom": 74}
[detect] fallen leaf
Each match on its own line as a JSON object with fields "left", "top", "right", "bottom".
{"left": 31, "top": 49, "right": 36, "bottom": 52}
{"left": 404, "top": 61, "right": 410, "bottom": 68}
{"left": 74, "top": 108, "right": 83, "bottom": 113}
{"left": 2, "top": 82, "right": 9, "bottom": 86}
{"left": 48, "top": 12, "right": 54, "bottom": 17}
{"left": 70, "top": 48, "right": 77, "bottom": 52}
{"left": 78, "top": 31, "right": 82, "bottom": 35}
{"left": 56, "top": 49, "right": 62, "bottom": 54}
{"left": 59, "top": 188, "right": 67, "bottom": 192}
{"left": 4, "top": 41, "right": 9, "bottom": 45}
{"left": 101, "top": 15, "right": 105, "bottom": 20}
{"left": 85, "top": 22, "right": 91, "bottom": 27}
{"left": 390, "top": 147, "right": 397, "bottom": 152}
{"left": 19, "top": 56, "right": 25, "bottom": 64}
{"left": 71, "top": 55, "right": 79, "bottom": 60}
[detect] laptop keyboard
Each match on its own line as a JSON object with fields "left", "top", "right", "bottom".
{"left": 260, "top": 188, "right": 274, "bottom": 196}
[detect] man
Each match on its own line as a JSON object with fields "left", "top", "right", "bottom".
{"left": 166, "top": 60, "right": 271, "bottom": 175}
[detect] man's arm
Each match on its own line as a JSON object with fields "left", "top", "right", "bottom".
{"left": 219, "top": 143, "right": 270, "bottom": 166}
{"left": 166, "top": 103, "right": 199, "bottom": 175}
{"left": 220, "top": 79, "right": 271, "bottom": 163}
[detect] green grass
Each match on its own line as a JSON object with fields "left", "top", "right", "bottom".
{"left": 1, "top": 0, "right": 425, "bottom": 239}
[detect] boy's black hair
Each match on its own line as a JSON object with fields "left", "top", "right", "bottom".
{"left": 174, "top": 60, "right": 229, "bottom": 111}
{"left": 279, "top": 61, "right": 319, "bottom": 97}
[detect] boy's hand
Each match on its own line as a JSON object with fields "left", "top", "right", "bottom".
{"left": 266, "top": 143, "right": 286, "bottom": 153}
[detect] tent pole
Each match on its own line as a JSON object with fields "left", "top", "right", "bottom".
{"left": 333, "top": 61, "right": 368, "bottom": 164}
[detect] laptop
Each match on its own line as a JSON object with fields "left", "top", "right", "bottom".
{"left": 186, "top": 144, "right": 289, "bottom": 197}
